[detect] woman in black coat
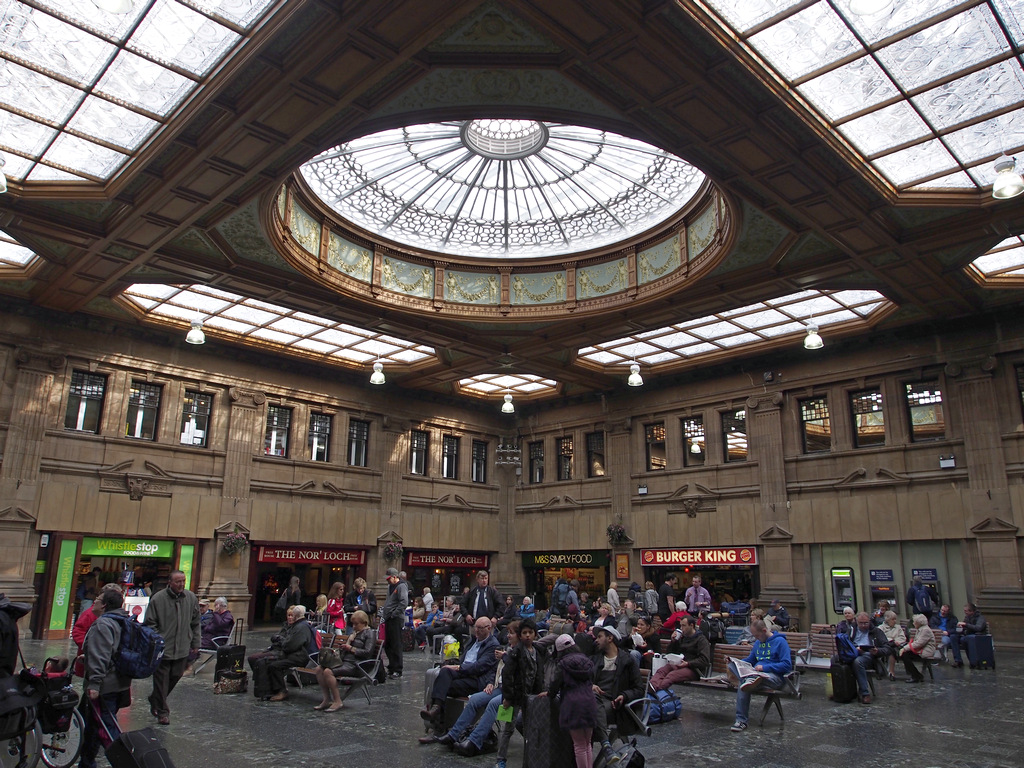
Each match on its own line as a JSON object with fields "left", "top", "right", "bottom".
{"left": 546, "top": 635, "right": 597, "bottom": 768}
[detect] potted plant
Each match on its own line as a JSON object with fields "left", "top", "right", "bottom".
{"left": 607, "top": 522, "right": 629, "bottom": 546}
{"left": 382, "top": 541, "right": 403, "bottom": 562}
{"left": 221, "top": 530, "right": 249, "bottom": 555}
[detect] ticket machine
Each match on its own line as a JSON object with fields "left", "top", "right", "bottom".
{"left": 830, "top": 567, "right": 857, "bottom": 614}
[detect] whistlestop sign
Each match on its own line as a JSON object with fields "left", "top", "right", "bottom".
{"left": 641, "top": 547, "right": 757, "bottom": 566}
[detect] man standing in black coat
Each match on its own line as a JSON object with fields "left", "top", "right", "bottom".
{"left": 463, "top": 570, "right": 502, "bottom": 627}
{"left": 658, "top": 574, "right": 678, "bottom": 622}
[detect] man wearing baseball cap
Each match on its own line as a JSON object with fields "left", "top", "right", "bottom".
{"left": 381, "top": 567, "right": 409, "bottom": 678}
{"left": 591, "top": 625, "right": 644, "bottom": 764}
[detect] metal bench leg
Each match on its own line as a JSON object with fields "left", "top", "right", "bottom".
{"left": 757, "top": 694, "right": 784, "bottom": 725}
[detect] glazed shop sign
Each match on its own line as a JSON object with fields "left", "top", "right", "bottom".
{"left": 523, "top": 551, "right": 609, "bottom": 567}
{"left": 641, "top": 547, "right": 758, "bottom": 566}
{"left": 256, "top": 546, "right": 365, "bottom": 564}
{"left": 81, "top": 537, "right": 174, "bottom": 558}
{"left": 407, "top": 552, "right": 489, "bottom": 568}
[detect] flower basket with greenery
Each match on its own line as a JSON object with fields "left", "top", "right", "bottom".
{"left": 221, "top": 531, "right": 249, "bottom": 555}
{"left": 383, "top": 541, "right": 403, "bottom": 561}
{"left": 607, "top": 522, "right": 629, "bottom": 546}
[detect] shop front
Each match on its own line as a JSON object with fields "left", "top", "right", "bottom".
{"left": 250, "top": 543, "right": 366, "bottom": 625}
{"left": 641, "top": 546, "right": 759, "bottom": 611}
{"left": 522, "top": 550, "right": 610, "bottom": 611}
{"left": 40, "top": 534, "right": 188, "bottom": 638}
{"left": 404, "top": 550, "right": 490, "bottom": 604}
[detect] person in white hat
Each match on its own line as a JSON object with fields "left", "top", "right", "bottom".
{"left": 591, "top": 625, "right": 644, "bottom": 764}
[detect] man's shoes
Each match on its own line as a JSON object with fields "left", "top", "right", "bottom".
{"left": 739, "top": 676, "right": 761, "bottom": 692}
{"left": 420, "top": 704, "right": 441, "bottom": 722}
{"left": 148, "top": 696, "right": 159, "bottom": 718}
{"left": 437, "top": 733, "right": 456, "bottom": 748}
{"left": 418, "top": 733, "right": 452, "bottom": 745}
{"left": 905, "top": 677, "right": 921, "bottom": 683}
{"left": 157, "top": 715, "right": 170, "bottom": 725}
{"left": 495, "top": 761, "right": 507, "bottom": 768}
{"left": 268, "top": 691, "right": 288, "bottom": 701}
{"left": 730, "top": 721, "right": 747, "bottom": 732}
{"left": 951, "top": 661, "right": 963, "bottom": 668}
{"left": 388, "top": 671, "right": 403, "bottom": 678}
{"left": 597, "top": 745, "right": 622, "bottom": 765}
{"left": 860, "top": 694, "right": 871, "bottom": 704}
{"left": 454, "top": 740, "right": 481, "bottom": 757}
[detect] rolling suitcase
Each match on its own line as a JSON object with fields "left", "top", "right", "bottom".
{"left": 105, "top": 727, "right": 176, "bottom": 768}
{"left": 965, "top": 634, "right": 995, "bottom": 669}
{"left": 523, "top": 693, "right": 574, "bottom": 768}
{"left": 215, "top": 644, "right": 246, "bottom": 676}
{"left": 828, "top": 659, "right": 857, "bottom": 703}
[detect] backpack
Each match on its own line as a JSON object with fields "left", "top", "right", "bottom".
{"left": 104, "top": 614, "right": 166, "bottom": 678}
{"left": 703, "top": 616, "right": 726, "bottom": 642}
{"left": 914, "top": 586, "right": 933, "bottom": 614}
{"left": 551, "top": 582, "right": 569, "bottom": 616}
{"left": 647, "top": 688, "right": 681, "bottom": 724}
{"left": 835, "top": 632, "right": 859, "bottom": 664}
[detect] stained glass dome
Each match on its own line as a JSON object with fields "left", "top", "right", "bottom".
{"left": 299, "top": 119, "right": 706, "bottom": 259}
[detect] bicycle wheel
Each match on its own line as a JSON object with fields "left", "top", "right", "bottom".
{"left": 38, "top": 710, "right": 83, "bottom": 768}
{"left": 1, "top": 724, "right": 40, "bottom": 768}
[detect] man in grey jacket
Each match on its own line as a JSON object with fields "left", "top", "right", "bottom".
{"left": 382, "top": 567, "right": 409, "bottom": 678}
{"left": 79, "top": 589, "right": 132, "bottom": 768}
{"left": 143, "top": 570, "right": 199, "bottom": 724}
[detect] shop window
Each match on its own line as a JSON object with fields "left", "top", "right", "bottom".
{"left": 442, "top": 435, "right": 459, "bottom": 479}
{"left": 645, "top": 423, "right": 666, "bottom": 471}
{"left": 800, "top": 397, "right": 831, "bottom": 453}
{"left": 124, "top": 381, "right": 161, "bottom": 440}
{"left": 265, "top": 405, "right": 291, "bottom": 457}
{"left": 64, "top": 370, "right": 106, "bottom": 433}
{"left": 308, "top": 412, "right": 331, "bottom": 462}
{"left": 529, "top": 441, "right": 544, "bottom": 484}
{"left": 850, "top": 389, "right": 884, "bottom": 448}
{"left": 682, "top": 415, "right": 705, "bottom": 466}
{"left": 586, "top": 431, "right": 605, "bottom": 477}
{"left": 722, "top": 409, "right": 747, "bottom": 462}
{"left": 557, "top": 436, "right": 573, "bottom": 481}
{"left": 905, "top": 381, "right": 944, "bottom": 442}
{"left": 180, "top": 390, "right": 212, "bottom": 447}
{"left": 410, "top": 429, "right": 428, "bottom": 475}
{"left": 471, "top": 440, "right": 487, "bottom": 483}
{"left": 347, "top": 419, "right": 369, "bottom": 467}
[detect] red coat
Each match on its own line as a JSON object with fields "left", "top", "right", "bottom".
{"left": 72, "top": 608, "right": 98, "bottom": 676}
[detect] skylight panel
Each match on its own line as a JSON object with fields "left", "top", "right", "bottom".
{"left": 67, "top": 97, "right": 160, "bottom": 152}
{"left": 0, "top": 59, "right": 84, "bottom": 124}
{"left": 838, "top": 102, "right": 930, "bottom": 156}
{"left": 747, "top": 3, "right": 857, "bottom": 81}
{"left": 95, "top": 50, "right": 195, "bottom": 116}
{"left": 0, "top": 112, "right": 56, "bottom": 157}
{"left": 130, "top": 0, "right": 239, "bottom": 77}
{"left": 43, "top": 133, "right": 127, "bottom": 179}
{"left": 121, "top": 283, "right": 436, "bottom": 368}
{"left": 944, "top": 107, "right": 1024, "bottom": 166}
{"left": 458, "top": 373, "right": 558, "bottom": 397}
{"left": 1, "top": 8, "right": 114, "bottom": 83}
{"left": 873, "top": 139, "right": 958, "bottom": 187}
{"left": 912, "top": 62, "right": 1024, "bottom": 131}
{"left": 0, "top": 233, "right": 35, "bottom": 267}
{"left": 798, "top": 56, "right": 896, "bottom": 121}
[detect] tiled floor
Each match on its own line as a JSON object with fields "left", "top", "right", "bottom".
{"left": 12, "top": 631, "right": 1022, "bottom": 768}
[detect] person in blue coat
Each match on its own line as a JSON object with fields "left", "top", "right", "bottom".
{"left": 729, "top": 619, "right": 792, "bottom": 732}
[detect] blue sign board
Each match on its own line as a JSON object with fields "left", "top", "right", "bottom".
{"left": 869, "top": 569, "right": 894, "bottom": 581}
{"left": 912, "top": 568, "right": 938, "bottom": 582}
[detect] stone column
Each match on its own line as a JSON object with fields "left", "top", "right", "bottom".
{"left": 949, "top": 359, "right": 1024, "bottom": 636}
{"left": 0, "top": 350, "right": 65, "bottom": 615}
{"left": 372, "top": 419, "right": 407, "bottom": 598}
{"left": 606, "top": 419, "right": 639, "bottom": 579}
{"left": 747, "top": 393, "right": 804, "bottom": 616}
{"left": 201, "top": 387, "right": 265, "bottom": 613}
{"left": 493, "top": 438, "right": 521, "bottom": 598}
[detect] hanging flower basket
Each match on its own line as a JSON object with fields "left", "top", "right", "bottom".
{"left": 607, "top": 523, "right": 629, "bottom": 546}
{"left": 383, "top": 542, "right": 403, "bottom": 562}
{"left": 221, "top": 531, "right": 249, "bottom": 555}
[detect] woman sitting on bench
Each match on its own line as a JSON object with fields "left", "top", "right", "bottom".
{"left": 314, "top": 610, "right": 376, "bottom": 712}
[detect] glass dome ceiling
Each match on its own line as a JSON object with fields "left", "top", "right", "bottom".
{"left": 299, "top": 119, "right": 706, "bottom": 259}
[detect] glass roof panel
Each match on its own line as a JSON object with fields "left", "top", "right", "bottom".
{"left": 121, "top": 283, "right": 436, "bottom": 367}
{"left": 458, "top": 373, "right": 558, "bottom": 397}
{"left": 0, "top": 0, "right": 275, "bottom": 183}
{"left": 578, "top": 289, "right": 891, "bottom": 368}
{"left": 0, "top": 230, "right": 36, "bottom": 267}
{"left": 300, "top": 120, "right": 706, "bottom": 258}
{"left": 702, "top": 0, "right": 1024, "bottom": 194}
{"left": 969, "top": 236, "right": 1024, "bottom": 278}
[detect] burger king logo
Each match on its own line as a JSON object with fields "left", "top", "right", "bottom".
{"left": 739, "top": 548, "right": 752, "bottom": 563}
{"left": 642, "top": 550, "right": 654, "bottom": 564}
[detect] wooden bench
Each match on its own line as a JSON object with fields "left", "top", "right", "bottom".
{"left": 795, "top": 628, "right": 836, "bottom": 671}
{"left": 672, "top": 643, "right": 802, "bottom": 725}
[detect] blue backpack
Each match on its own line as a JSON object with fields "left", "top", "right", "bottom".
{"left": 551, "top": 582, "right": 569, "bottom": 616}
{"left": 835, "top": 633, "right": 859, "bottom": 664}
{"left": 105, "top": 614, "right": 166, "bottom": 678}
{"left": 647, "top": 688, "right": 681, "bottom": 723}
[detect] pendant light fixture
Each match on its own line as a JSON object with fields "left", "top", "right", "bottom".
{"left": 804, "top": 322, "right": 823, "bottom": 350}
{"left": 370, "top": 359, "right": 385, "bottom": 385}
{"left": 185, "top": 320, "right": 205, "bottom": 345}
{"left": 501, "top": 391, "right": 515, "bottom": 414}
{"left": 627, "top": 362, "right": 643, "bottom": 387}
{"left": 992, "top": 154, "right": 1024, "bottom": 199}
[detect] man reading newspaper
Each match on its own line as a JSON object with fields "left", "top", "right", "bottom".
{"left": 727, "top": 619, "right": 792, "bottom": 732}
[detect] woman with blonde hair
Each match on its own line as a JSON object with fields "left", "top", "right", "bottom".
{"left": 313, "top": 609, "right": 375, "bottom": 712}
{"left": 901, "top": 613, "right": 936, "bottom": 683}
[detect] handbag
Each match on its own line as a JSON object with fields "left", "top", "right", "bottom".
{"left": 318, "top": 646, "right": 344, "bottom": 670}
{"left": 213, "top": 670, "right": 248, "bottom": 694}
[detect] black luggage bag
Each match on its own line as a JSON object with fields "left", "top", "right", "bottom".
{"left": 215, "top": 644, "right": 246, "bottom": 675}
{"left": 522, "top": 693, "right": 575, "bottom": 768}
{"left": 829, "top": 659, "right": 858, "bottom": 703}
{"left": 965, "top": 634, "right": 995, "bottom": 669}
{"left": 105, "top": 726, "right": 176, "bottom": 768}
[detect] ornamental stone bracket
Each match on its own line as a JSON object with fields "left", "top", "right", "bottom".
{"left": 228, "top": 387, "right": 266, "bottom": 408}
{"left": 758, "top": 524, "right": 794, "bottom": 542}
{"left": 14, "top": 348, "right": 65, "bottom": 372}
{"left": 98, "top": 460, "right": 171, "bottom": 501}
{"left": 214, "top": 520, "right": 251, "bottom": 538}
{"left": 832, "top": 467, "right": 910, "bottom": 489}
{"left": 377, "top": 530, "right": 402, "bottom": 546}
{"left": 745, "top": 391, "right": 784, "bottom": 410}
{"left": 667, "top": 496, "right": 715, "bottom": 518}
{"left": 969, "top": 516, "right": 1019, "bottom": 538}
{"left": 0, "top": 506, "right": 36, "bottom": 524}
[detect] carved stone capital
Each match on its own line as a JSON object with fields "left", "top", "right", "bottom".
{"left": 14, "top": 347, "right": 65, "bottom": 372}
{"left": 228, "top": 387, "right": 266, "bottom": 407}
{"left": 745, "top": 392, "right": 784, "bottom": 411}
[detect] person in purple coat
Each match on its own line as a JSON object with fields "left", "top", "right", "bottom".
{"left": 545, "top": 635, "right": 598, "bottom": 768}
{"left": 201, "top": 597, "right": 235, "bottom": 649}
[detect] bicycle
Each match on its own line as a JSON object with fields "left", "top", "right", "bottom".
{"left": 2, "top": 658, "right": 83, "bottom": 768}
